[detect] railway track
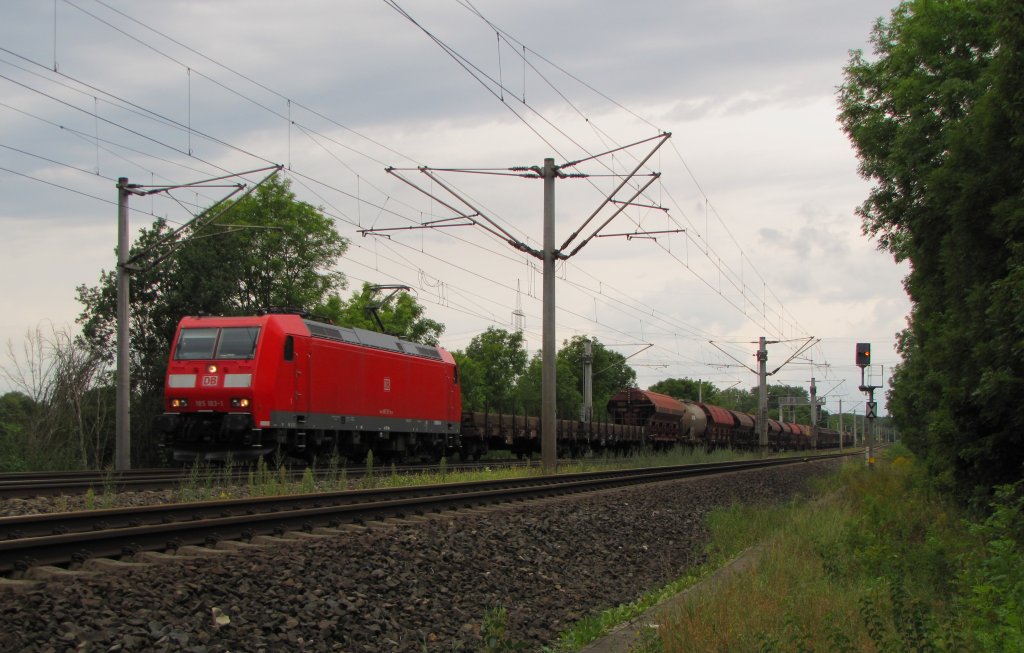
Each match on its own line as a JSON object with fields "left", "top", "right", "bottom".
{"left": 0, "top": 452, "right": 853, "bottom": 575}
{"left": 0, "top": 459, "right": 537, "bottom": 499}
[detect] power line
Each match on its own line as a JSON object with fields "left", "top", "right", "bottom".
{"left": 0, "top": 1, "right": 831, "bottom": 382}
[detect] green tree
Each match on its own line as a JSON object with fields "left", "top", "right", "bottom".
{"left": 319, "top": 283, "right": 444, "bottom": 345}
{"left": 451, "top": 351, "right": 485, "bottom": 411}
{"left": 557, "top": 336, "right": 636, "bottom": 418}
{"left": 715, "top": 387, "right": 757, "bottom": 413}
{"left": 648, "top": 377, "right": 718, "bottom": 403}
{"left": 456, "top": 327, "right": 527, "bottom": 412}
{"left": 513, "top": 336, "right": 636, "bottom": 419}
{"left": 0, "top": 391, "right": 34, "bottom": 471}
{"left": 514, "top": 352, "right": 582, "bottom": 418}
{"left": 839, "top": 0, "right": 1024, "bottom": 501}
{"left": 1, "top": 325, "right": 110, "bottom": 470}
{"left": 76, "top": 174, "right": 348, "bottom": 466}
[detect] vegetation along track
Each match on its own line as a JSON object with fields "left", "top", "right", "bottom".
{"left": 0, "top": 453, "right": 852, "bottom": 575}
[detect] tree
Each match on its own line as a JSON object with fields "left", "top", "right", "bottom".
{"left": 648, "top": 378, "right": 718, "bottom": 403}
{"left": 456, "top": 327, "right": 528, "bottom": 412}
{"left": 1, "top": 324, "right": 111, "bottom": 470}
{"left": 451, "top": 351, "right": 485, "bottom": 412}
{"left": 714, "top": 387, "right": 758, "bottom": 413}
{"left": 513, "top": 336, "right": 637, "bottom": 420}
{"left": 557, "top": 336, "right": 637, "bottom": 418}
{"left": 76, "top": 174, "right": 348, "bottom": 466}
{"left": 319, "top": 283, "right": 444, "bottom": 346}
{"left": 514, "top": 352, "right": 582, "bottom": 419}
{"left": 839, "top": 0, "right": 1024, "bottom": 501}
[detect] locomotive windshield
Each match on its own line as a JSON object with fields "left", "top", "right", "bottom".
{"left": 175, "top": 327, "right": 260, "bottom": 360}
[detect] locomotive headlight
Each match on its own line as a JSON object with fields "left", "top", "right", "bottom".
{"left": 231, "top": 398, "right": 250, "bottom": 409}
{"left": 207, "top": 364, "right": 218, "bottom": 374}
{"left": 171, "top": 398, "right": 189, "bottom": 408}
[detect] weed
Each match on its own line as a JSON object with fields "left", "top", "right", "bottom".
{"left": 276, "top": 463, "right": 288, "bottom": 495}
{"left": 300, "top": 466, "right": 316, "bottom": 494}
{"left": 201, "top": 461, "right": 216, "bottom": 500}
{"left": 99, "top": 465, "right": 117, "bottom": 508}
{"left": 480, "top": 606, "right": 528, "bottom": 652}
{"left": 364, "top": 450, "right": 375, "bottom": 489}
{"left": 179, "top": 457, "right": 203, "bottom": 502}
{"left": 83, "top": 486, "right": 96, "bottom": 510}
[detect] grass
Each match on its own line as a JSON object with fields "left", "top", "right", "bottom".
{"left": 534, "top": 443, "right": 1023, "bottom": 653}
{"left": 644, "top": 450, "right": 973, "bottom": 652}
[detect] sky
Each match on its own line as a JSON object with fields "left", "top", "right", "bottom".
{"left": 0, "top": 0, "right": 907, "bottom": 418}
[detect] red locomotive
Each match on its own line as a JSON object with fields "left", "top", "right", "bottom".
{"left": 157, "top": 313, "right": 461, "bottom": 462}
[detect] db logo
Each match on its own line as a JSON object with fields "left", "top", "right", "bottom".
{"left": 202, "top": 375, "right": 219, "bottom": 387}
{"left": 383, "top": 377, "right": 391, "bottom": 392}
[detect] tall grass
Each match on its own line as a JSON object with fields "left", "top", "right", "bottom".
{"left": 645, "top": 445, "right": 1007, "bottom": 652}
{"left": 541, "top": 444, "right": 1021, "bottom": 652}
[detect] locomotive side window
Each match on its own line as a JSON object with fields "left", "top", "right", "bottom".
{"left": 216, "top": 327, "right": 260, "bottom": 359}
{"left": 283, "top": 335, "right": 294, "bottom": 361}
{"left": 174, "top": 328, "right": 218, "bottom": 360}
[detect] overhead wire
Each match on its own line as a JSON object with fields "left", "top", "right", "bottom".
{"left": 1, "top": 0, "right": 820, "bottom": 383}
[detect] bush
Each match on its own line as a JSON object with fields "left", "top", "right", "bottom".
{"left": 958, "top": 482, "right": 1024, "bottom": 652}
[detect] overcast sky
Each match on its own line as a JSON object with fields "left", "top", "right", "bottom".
{"left": 0, "top": 0, "right": 905, "bottom": 416}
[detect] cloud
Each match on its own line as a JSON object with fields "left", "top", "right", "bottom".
{"left": 0, "top": 0, "right": 906, "bottom": 410}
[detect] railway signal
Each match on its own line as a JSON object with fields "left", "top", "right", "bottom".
{"left": 855, "top": 342, "right": 871, "bottom": 367}
{"left": 855, "top": 341, "right": 881, "bottom": 469}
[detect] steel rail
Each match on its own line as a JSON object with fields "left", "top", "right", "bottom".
{"left": 0, "top": 453, "right": 853, "bottom": 574}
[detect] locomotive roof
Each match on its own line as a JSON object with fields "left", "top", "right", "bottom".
{"left": 302, "top": 320, "right": 443, "bottom": 361}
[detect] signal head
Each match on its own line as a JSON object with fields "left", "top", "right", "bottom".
{"left": 855, "top": 342, "right": 871, "bottom": 367}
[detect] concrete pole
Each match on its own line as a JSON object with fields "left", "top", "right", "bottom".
{"left": 809, "top": 377, "right": 818, "bottom": 449}
{"left": 115, "top": 177, "right": 132, "bottom": 471}
{"left": 757, "top": 336, "right": 768, "bottom": 455}
{"left": 839, "top": 398, "right": 843, "bottom": 452}
{"left": 541, "top": 158, "right": 557, "bottom": 474}
{"left": 867, "top": 391, "right": 875, "bottom": 470}
{"left": 582, "top": 339, "right": 593, "bottom": 423}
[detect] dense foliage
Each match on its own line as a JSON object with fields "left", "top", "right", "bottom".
{"left": 317, "top": 282, "right": 445, "bottom": 345}
{"left": 839, "top": 0, "right": 1024, "bottom": 502}
{"left": 1, "top": 325, "right": 114, "bottom": 471}
{"left": 455, "top": 327, "right": 529, "bottom": 412}
{"left": 453, "top": 332, "right": 635, "bottom": 420}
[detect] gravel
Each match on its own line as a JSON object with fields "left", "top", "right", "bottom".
{"left": 0, "top": 459, "right": 838, "bottom": 652}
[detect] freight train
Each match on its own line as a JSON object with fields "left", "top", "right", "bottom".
{"left": 157, "top": 312, "right": 850, "bottom": 463}
{"left": 604, "top": 387, "right": 852, "bottom": 452}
